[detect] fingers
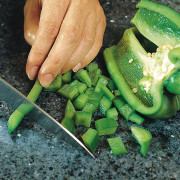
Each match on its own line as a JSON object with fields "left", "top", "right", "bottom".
{"left": 24, "top": 0, "right": 41, "bottom": 46}
{"left": 26, "top": 0, "right": 70, "bottom": 81}
{"left": 76, "top": 9, "right": 106, "bottom": 70}
{"left": 61, "top": 12, "right": 97, "bottom": 73}
{"left": 38, "top": 1, "right": 89, "bottom": 87}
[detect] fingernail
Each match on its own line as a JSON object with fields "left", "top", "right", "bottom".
{"left": 40, "top": 74, "right": 53, "bottom": 87}
{"left": 73, "top": 63, "right": 82, "bottom": 72}
{"left": 28, "top": 66, "right": 39, "bottom": 80}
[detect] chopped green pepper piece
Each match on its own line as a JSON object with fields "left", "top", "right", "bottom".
{"left": 95, "top": 118, "right": 118, "bottom": 136}
{"left": 85, "top": 87, "right": 95, "bottom": 96}
{"left": 119, "top": 104, "right": 135, "bottom": 121}
{"left": 65, "top": 100, "right": 76, "bottom": 119}
{"left": 114, "top": 90, "right": 121, "bottom": 97}
{"left": 74, "top": 111, "right": 92, "bottom": 127}
{"left": 94, "top": 76, "right": 109, "bottom": 92}
{"left": 75, "top": 69, "right": 92, "bottom": 87}
{"left": 69, "top": 80, "right": 87, "bottom": 93}
{"left": 62, "top": 70, "right": 72, "bottom": 84}
{"left": 107, "top": 137, "right": 127, "bottom": 156}
{"left": 105, "top": 108, "right": 118, "bottom": 121}
{"left": 99, "top": 95, "right": 112, "bottom": 115}
{"left": 73, "top": 93, "right": 88, "bottom": 110}
{"left": 89, "top": 69, "right": 102, "bottom": 86}
{"left": 44, "top": 74, "right": 62, "bottom": 91}
{"left": 129, "top": 112, "right": 145, "bottom": 125}
{"left": 131, "top": 126, "right": 152, "bottom": 157}
{"left": 81, "top": 128, "right": 99, "bottom": 153}
{"left": 100, "top": 86, "right": 115, "bottom": 101}
{"left": 57, "top": 84, "right": 79, "bottom": 100}
{"left": 61, "top": 116, "right": 75, "bottom": 134}
{"left": 82, "top": 103, "right": 97, "bottom": 114}
{"left": 88, "top": 92, "right": 103, "bottom": 102}
{"left": 113, "top": 97, "right": 126, "bottom": 111}
{"left": 107, "top": 80, "right": 117, "bottom": 91}
{"left": 86, "top": 62, "right": 99, "bottom": 72}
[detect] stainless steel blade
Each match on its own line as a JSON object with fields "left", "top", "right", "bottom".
{"left": 0, "top": 77, "right": 94, "bottom": 158}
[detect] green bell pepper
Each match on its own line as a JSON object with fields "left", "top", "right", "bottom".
{"left": 104, "top": 0, "right": 180, "bottom": 119}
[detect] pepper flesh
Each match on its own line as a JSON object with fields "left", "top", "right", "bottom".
{"left": 104, "top": 27, "right": 180, "bottom": 119}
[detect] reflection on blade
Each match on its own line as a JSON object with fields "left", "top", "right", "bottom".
{"left": 0, "top": 77, "right": 94, "bottom": 158}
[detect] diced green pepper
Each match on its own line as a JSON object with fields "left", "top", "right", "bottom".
{"left": 94, "top": 76, "right": 109, "bottom": 92}
{"left": 85, "top": 87, "right": 95, "bottom": 96}
{"left": 61, "top": 116, "right": 75, "bottom": 134}
{"left": 99, "top": 95, "right": 112, "bottom": 115}
{"left": 82, "top": 103, "right": 98, "bottom": 114}
{"left": 69, "top": 80, "right": 87, "bottom": 94}
{"left": 129, "top": 112, "right": 145, "bottom": 125}
{"left": 44, "top": 74, "right": 62, "bottom": 91}
{"left": 105, "top": 108, "right": 118, "bottom": 121}
{"left": 119, "top": 104, "right": 135, "bottom": 121}
{"left": 107, "top": 79, "right": 117, "bottom": 91}
{"left": 62, "top": 70, "right": 72, "bottom": 84}
{"left": 131, "top": 126, "right": 152, "bottom": 157}
{"left": 65, "top": 100, "right": 76, "bottom": 119}
{"left": 113, "top": 97, "right": 126, "bottom": 111}
{"left": 74, "top": 111, "right": 92, "bottom": 127}
{"left": 89, "top": 92, "right": 103, "bottom": 102}
{"left": 114, "top": 90, "right": 121, "bottom": 97}
{"left": 86, "top": 62, "right": 99, "bottom": 72}
{"left": 107, "top": 137, "right": 127, "bottom": 156}
{"left": 81, "top": 128, "right": 99, "bottom": 153}
{"left": 101, "top": 86, "right": 115, "bottom": 101}
{"left": 75, "top": 69, "right": 92, "bottom": 87}
{"left": 89, "top": 69, "right": 102, "bottom": 86}
{"left": 95, "top": 118, "right": 118, "bottom": 136}
{"left": 73, "top": 93, "right": 88, "bottom": 110}
{"left": 57, "top": 84, "right": 79, "bottom": 100}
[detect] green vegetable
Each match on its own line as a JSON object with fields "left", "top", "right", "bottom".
{"left": 114, "top": 90, "right": 121, "bottom": 97}
{"left": 129, "top": 112, "right": 145, "bottom": 125}
{"left": 100, "top": 86, "right": 115, "bottom": 101}
{"left": 113, "top": 97, "right": 126, "bottom": 111}
{"left": 119, "top": 104, "right": 134, "bottom": 121}
{"left": 99, "top": 95, "right": 112, "bottom": 115}
{"left": 44, "top": 74, "right": 62, "bottom": 91}
{"left": 61, "top": 116, "right": 75, "bottom": 134}
{"left": 62, "top": 70, "right": 72, "bottom": 84}
{"left": 95, "top": 118, "right": 118, "bottom": 136}
{"left": 89, "top": 69, "right": 102, "bottom": 86}
{"left": 74, "top": 111, "right": 92, "bottom": 127}
{"left": 73, "top": 93, "right": 88, "bottom": 110}
{"left": 7, "top": 79, "right": 43, "bottom": 134}
{"left": 82, "top": 103, "right": 98, "bottom": 114}
{"left": 105, "top": 108, "right": 118, "bottom": 121}
{"left": 69, "top": 80, "right": 87, "bottom": 94}
{"left": 75, "top": 69, "right": 92, "bottom": 87}
{"left": 65, "top": 100, "right": 76, "bottom": 119}
{"left": 131, "top": 0, "right": 180, "bottom": 46}
{"left": 57, "top": 84, "right": 79, "bottom": 100}
{"left": 104, "top": 27, "right": 180, "bottom": 119}
{"left": 81, "top": 128, "right": 99, "bottom": 153}
{"left": 107, "top": 137, "right": 127, "bottom": 156}
{"left": 86, "top": 62, "right": 99, "bottom": 72}
{"left": 131, "top": 126, "right": 152, "bottom": 157}
{"left": 94, "top": 76, "right": 109, "bottom": 92}
{"left": 85, "top": 87, "right": 95, "bottom": 96}
{"left": 107, "top": 80, "right": 117, "bottom": 91}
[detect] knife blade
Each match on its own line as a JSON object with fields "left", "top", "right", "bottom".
{"left": 0, "top": 77, "right": 94, "bottom": 158}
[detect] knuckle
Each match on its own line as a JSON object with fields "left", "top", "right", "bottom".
{"left": 82, "top": 34, "right": 94, "bottom": 47}
{"left": 40, "top": 23, "right": 59, "bottom": 40}
{"left": 63, "top": 25, "right": 81, "bottom": 44}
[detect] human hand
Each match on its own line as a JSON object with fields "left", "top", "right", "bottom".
{"left": 24, "top": 0, "right": 106, "bottom": 87}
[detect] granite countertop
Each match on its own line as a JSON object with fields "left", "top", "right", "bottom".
{"left": 0, "top": 0, "right": 180, "bottom": 179}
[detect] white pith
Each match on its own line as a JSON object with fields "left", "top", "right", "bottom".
{"left": 139, "top": 44, "right": 176, "bottom": 93}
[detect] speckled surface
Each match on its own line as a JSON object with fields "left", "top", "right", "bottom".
{"left": 0, "top": 0, "right": 180, "bottom": 179}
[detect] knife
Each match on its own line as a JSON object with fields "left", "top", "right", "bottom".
{"left": 0, "top": 77, "right": 94, "bottom": 158}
